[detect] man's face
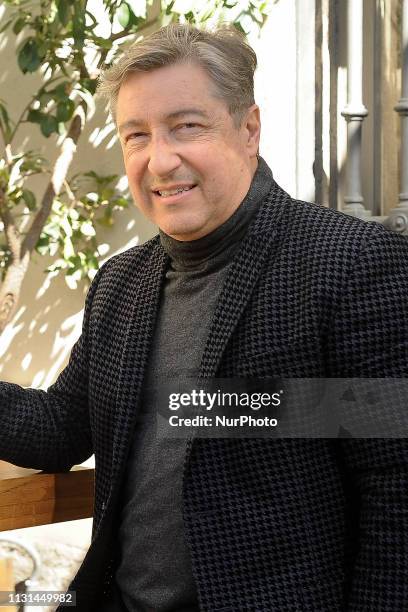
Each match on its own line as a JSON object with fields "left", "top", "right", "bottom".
{"left": 116, "top": 62, "right": 260, "bottom": 241}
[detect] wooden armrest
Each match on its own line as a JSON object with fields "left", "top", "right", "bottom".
{"left": 0, "top": 461, "right": 94, "bottom": 531}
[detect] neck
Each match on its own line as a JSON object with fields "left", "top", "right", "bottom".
{"left": 159, "top": 156, "right": 273, "bottom": 272}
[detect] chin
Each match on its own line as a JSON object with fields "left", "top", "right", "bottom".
{"left": 158, "top": 217, "right": 208, "bottom": 241}
{"left": 163, "top": 228, "right": 204, "bottom": 241}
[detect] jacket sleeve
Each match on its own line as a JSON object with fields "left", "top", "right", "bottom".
{"left": 328, "top": 223, "right": 408, "bottom": 610}
{"left": 0, "top": 261, "right": 108, "bottom": 473}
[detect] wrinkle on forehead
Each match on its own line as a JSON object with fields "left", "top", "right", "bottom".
{"left": 116, "top": 62, "right": 228, "bottom": 127}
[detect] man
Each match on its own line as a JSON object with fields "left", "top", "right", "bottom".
{"left": 1, "top": 23, "right": 408, "bottom": 612}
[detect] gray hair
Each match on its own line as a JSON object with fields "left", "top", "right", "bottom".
{"left": 97, "top": 23, "right": 257, "bottom": 126}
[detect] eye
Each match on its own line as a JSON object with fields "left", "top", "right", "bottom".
{"left": 125, "top": 132, "right": 147, "bottom": 143}
{"left": 178, "top": 122, "right": 200, "bottom": 130}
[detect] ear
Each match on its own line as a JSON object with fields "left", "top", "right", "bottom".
{"left": 243, "top": 104, "right": 261, "bottom": 157}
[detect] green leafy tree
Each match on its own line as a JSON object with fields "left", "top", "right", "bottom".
{"left": 0, "top": 0, "right": 269, "bottom": 334}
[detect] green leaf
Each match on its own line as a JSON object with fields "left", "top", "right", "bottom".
{"left": 0, "top": 165, "right": 10, "bottom": 190}
{"left": 98, "top": 212, "right": 114, "bottom": 227}
{"left": 54, "top": 82, "right": 71, "bottom": 100}
{"left": 27, "top": 109, "right": 44, "bottom": 123}
{"left": 18, "top": 38, "right": 41, "bottom": 74}
{"left": 67, "top": 254, "right": 82, "bottom": 269}
{"left": 113, "top": 197, "right": 128, "bottom": 209}
{"left": 0, "top": 102, "right": 12, "bottom": 141}
{"left": 38, "top": 91, "right": 54, "bottom": 107}
{"left": 92, "top": 36, "right": 113, "bottom": 50}
{"left": 0, "top": 18, "right": 13, "bottom": 34}
{"left": 37, "top": 236, "right": 51, "bottom": 247}
{"left": 83, "top": 170, "right": 98, "bottom": 179}
{"left": 85, "top": 172, "right": 117, "bottom": 186}
{"left": 36, "top": 41, "right": 48, "bottom": 60}
{"left": 36, "top": 235, "right": 52, "bottom": 255}
{"left": 87, "top": 254, "right": 99, "bottom": 269}
{"left": 117, "top": 2, "right": 131, "bottom": 27}
{"left": 40, "top": 115, "right": 59, "bottom": 137}
{"left": 21, "top": 189, "right": 36, "bottom": 210}
{"left": 20, "top": 152, "right": 48, "bottom": 174}
{"left": 165, "top": 0, "right": 176, "bottom": 15}
{"left": 56, "top": 0, "right": 71, "bottom": 26}
{"left": 80, "top": 78, "right": 98, "bottom": 94}
{"left": 56, "top": 99, "right": 75, "bottom": 122}
{"left": 84, "top": 10, "right": 97, "bottom": 29}
{"left": 101, "top": 187, "right": 115, "bottom": 200}
{"left": 0, "top": 103, "right": 9, "bottom": 124}
{"left": 12, "top": 17, "right": 26, "bottom": 35}
{"left": 233, "top": 20, "right": 246, "bottom": 34}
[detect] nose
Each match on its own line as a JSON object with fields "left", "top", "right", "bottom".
{"left": 147, "top": 133, "right": 182, "bottom": 177}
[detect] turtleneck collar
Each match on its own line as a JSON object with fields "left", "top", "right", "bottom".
{"left": 159, "top": 157, "right": 273, "bottom": 272}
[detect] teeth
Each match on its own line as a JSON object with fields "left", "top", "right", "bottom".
{"left": 158, "top": 186, "right": 193, "bottom": 197}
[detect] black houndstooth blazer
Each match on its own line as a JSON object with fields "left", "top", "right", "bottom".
{"left": 1, "top": 179, "right": 408, "bottom": 611}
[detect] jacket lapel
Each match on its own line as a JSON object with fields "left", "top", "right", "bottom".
{"left": 111, "top": 239, "right": 169, "bottom": 484}
{"left": 198, "top": 182, "right": 289, "bottom": 379}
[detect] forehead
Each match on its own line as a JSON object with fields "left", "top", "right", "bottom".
{"left": 116, "top": 62, "right": 227, "bottom": 125}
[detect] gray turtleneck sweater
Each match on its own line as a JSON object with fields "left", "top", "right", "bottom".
{"left": 103, "top": 159, "right": 273, "bottom": 612}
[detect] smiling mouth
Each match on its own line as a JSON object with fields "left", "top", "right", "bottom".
{"left": 154, "top": 185, "right": 196, "bottom": 197}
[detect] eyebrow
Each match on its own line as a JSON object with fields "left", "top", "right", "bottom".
{"left": 118, "top": 109, "right": 209, "bottom": 134}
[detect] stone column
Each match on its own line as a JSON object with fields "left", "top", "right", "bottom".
{"left": 341, "top": 0, "right": 371, "bottom": 218}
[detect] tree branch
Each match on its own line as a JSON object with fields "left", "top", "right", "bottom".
{"left": 9, "top": 76, "right": 67, "bottom": 145}
{"left": 96, "top": 17, "right": 160, "bottom": 70}
{"left": 0, "top": 188, "right": 21, "bottom": 262}
{"left": 21, "top": 112, "right": 84, "bottom": 256}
